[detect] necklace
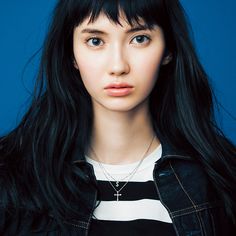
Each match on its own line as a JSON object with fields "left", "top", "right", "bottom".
{"left": 89, "top": 134, "right": 155, "bottom": 201}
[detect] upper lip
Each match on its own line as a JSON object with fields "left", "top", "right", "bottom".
{"left": 104, "top": 83, "right": 133, "bottom": 89}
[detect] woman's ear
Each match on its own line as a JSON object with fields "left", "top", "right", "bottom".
{"left": 162, "top": 53, "right": 173, "bottom": 65}
{"left": 73, "top": 60, "right": 79, "bottom": 70}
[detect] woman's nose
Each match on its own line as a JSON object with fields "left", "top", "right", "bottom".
{"left": 107, "top": 46, "right": 130, "bottom": 76}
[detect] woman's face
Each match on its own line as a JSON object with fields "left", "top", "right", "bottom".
{"left": 73, "top": 13, "right": 166, "bottom": 113}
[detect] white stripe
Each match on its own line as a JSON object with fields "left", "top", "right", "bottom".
{"left": 92, "top": 166, "right": 155, "bottom": 182}
{"left": 93, "top": 199, "right": 172, "bottom": 223}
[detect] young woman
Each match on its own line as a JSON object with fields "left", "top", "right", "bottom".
{"left": 0, "top": 0, "right": 235, "bottom": 235}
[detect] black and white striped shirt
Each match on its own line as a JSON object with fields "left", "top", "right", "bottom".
{"left": 86, "top": 144, "right": 176, "bottom": 235}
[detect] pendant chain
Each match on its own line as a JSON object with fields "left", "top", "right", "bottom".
{"left": 89, "top": 134, "right": 155, "bottom": 201}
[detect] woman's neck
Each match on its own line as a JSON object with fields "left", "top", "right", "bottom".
{"left": 87, "top": 105, "right": 160, "bottom": 165}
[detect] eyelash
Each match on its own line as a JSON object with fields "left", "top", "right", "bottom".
{"left": 85, "top": 34, "right": 151, "bottom": 48}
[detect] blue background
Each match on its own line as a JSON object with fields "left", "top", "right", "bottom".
{"left": 0, "top": 1, "right": 235, "bottom": 143}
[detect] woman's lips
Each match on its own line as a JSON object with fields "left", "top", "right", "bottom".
{"left": 105, "top": 87, "right": 134, "bottom": 96}
{"left": 104, "top": 83, "right": 134, "bottom": 96}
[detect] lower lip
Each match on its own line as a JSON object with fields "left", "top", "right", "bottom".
{"left": 105, "top": 87, "right": 134, "bottom": 96}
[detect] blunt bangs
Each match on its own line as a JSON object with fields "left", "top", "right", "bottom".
{"left": 65, "top": 0, "right": 167, "bottom": 29}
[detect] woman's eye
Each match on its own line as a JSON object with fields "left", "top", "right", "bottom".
{"left": 131, "top": 35, "right": 151, "bottom": 45}
{"left": 85, "top": 35, "right": 150, "bottom": 48}
{"left": 86, "top": 37, "right": 104, "bottom": 47}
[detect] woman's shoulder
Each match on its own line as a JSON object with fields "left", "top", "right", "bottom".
{"left": 158, "top": 155, "right": 221, "bottom": 203}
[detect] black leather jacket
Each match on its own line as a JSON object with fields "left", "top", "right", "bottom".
{"left": 0, "top": 137, "right": 235, "bottom": 235}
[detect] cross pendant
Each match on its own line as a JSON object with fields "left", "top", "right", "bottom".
{"left": 114, "top": 192, "right": 122, "bottom": 201}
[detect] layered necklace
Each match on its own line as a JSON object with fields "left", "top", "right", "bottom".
{"left": 89, "top": 135, "right": 155, "bottom": 201}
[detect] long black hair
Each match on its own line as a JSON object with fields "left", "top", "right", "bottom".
{"left": 0, "top": 0, "right": 235, "bottom": 233}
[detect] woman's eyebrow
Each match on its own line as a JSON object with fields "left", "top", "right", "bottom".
{"left": 80, "top": 25, "right": 152, "bottom": 35}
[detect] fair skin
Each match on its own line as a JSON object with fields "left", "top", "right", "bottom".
{"left": 73, "top": 13, "right": 170, "bottom": 164}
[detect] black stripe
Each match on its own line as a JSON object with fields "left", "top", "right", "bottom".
{"left": 96, "top": 180, "right": 159, "bottom": 201}
{"left": 89, "top": 219, "right": 176, "bottom": 236}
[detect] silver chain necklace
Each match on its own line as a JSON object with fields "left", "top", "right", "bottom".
{"left": 89, "top": 135, "right": 155, "bottom": 201}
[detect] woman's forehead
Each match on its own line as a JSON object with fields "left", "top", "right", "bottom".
{"left": 79, "top": 12, "right": 147, "bottom": 28}
{"left": 75, "top": 12, "right": 159, "bottom": 35}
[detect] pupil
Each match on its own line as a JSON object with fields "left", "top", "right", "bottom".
{"left": 137, "top": 36, "right": 144, "bottom": 43}
{"left": 92, "top": 38, "right": 100, "bottom": 45}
